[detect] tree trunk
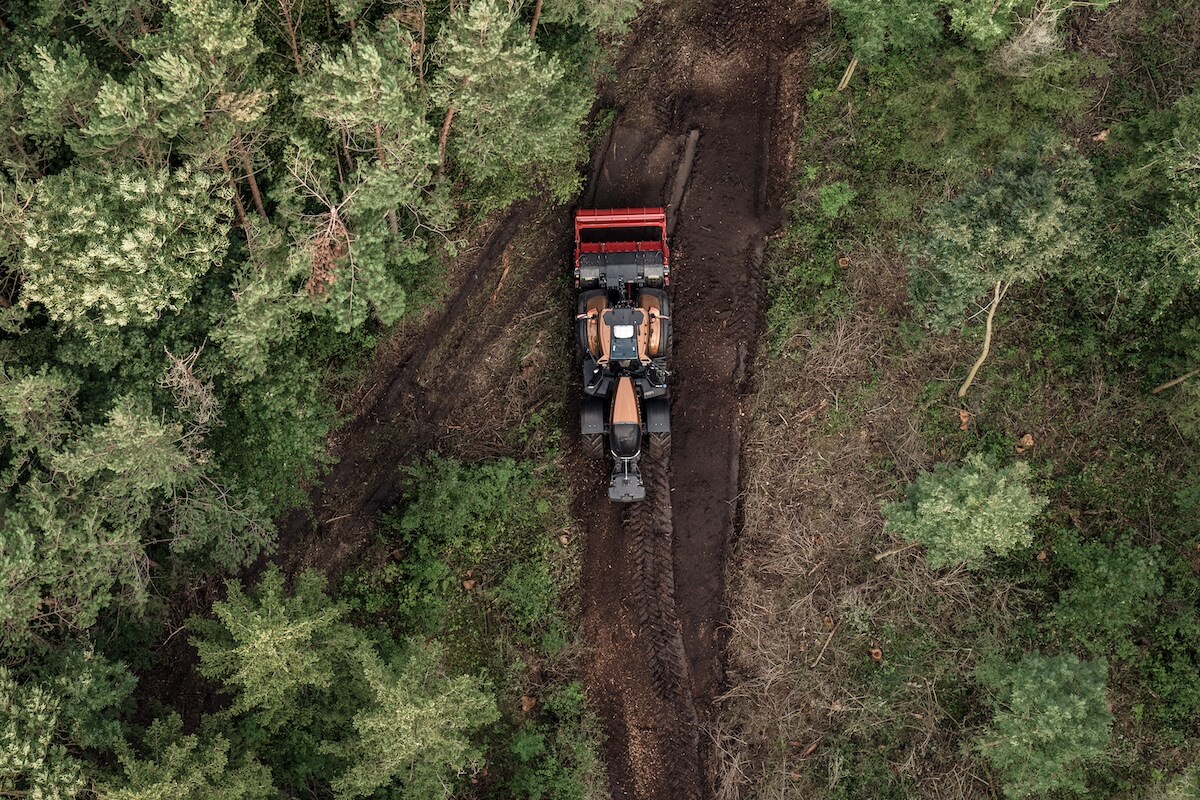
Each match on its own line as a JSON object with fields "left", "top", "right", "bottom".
{"left": 236, "top": 138, "right": 268, "bottom": 221}
{"left": 438, "top": 107, "right": 456, "bottom": 177}
{"left": 529, "top": 0, "right": 544, "bottom": 37}
{"left": 958, "top": 280, "right": 1005, "bottom": 399}
{"left": 836, "top": 55, "right": 859, "bottom": 92}
{"left": 373, "top": 123, "right": 400, "bottom": 236}
{"left": 276, "top": 0, "right": 305, "bottom": 77}
{"left": 220, "top": 155, "right": 250, "bottom": 237}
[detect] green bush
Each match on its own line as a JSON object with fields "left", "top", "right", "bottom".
{"left": 818, "top": 181, "right": 857, "bottom": 219}
{"left": 909, "top": 138, "right": 1097, "bottom": 332}
{"left": 976, "top": 653, "right": 1112, "bottom": 799}
{"left": 1049, "top": 531, "right": 1164, "bottom": 659}
{"left": 882, "top": 454, "right": 1047, "bottom": 568}
{"left": 381, "top": 455, "right": 561, "bottom": 637}
{"left": 501, "top": 681, "right": 607, "bottom": 800}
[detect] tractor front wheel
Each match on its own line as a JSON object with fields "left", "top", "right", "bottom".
{"left": 649, "top": 431, "right": 671, "bottom": 458}
{"left": 582, "top": 433, "right": 605, "bottom": 460}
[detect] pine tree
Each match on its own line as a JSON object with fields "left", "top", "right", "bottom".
{"left": 0, "top": 666, "right": 86, "bottom": 800}
{"left": 0, "top": 379, "right": 191, "bottom": 649}
{"left": 433, "top": 0, "right": 589, "bottom": 209}
{"left": 829, "top": 0, "right": 943, "bottom": 65}
{"left": 211, "top": 220, "right": 307, "bottom": 383}
{"left": 18, "top": 164, "right": 232, "bottom": 327}
{"left": 940, "top": 0, "right": 1022, "bottom": 49}
{"left": 15, "top": 41, "right": 103, "bottom": 154}
{"left": 60, "top": 0, "right": 161, "bottom": 62}
{"left": 190, "top": 568, "right": 359, "bottom": 731}
{"left": 293, "top": 28, "right": 454, "bottom": 331}
{"left": 1148, "top": 90, "right": 1200, "bottom": 312}
{"left": 324, "top": 642, "right": 499, "bottom": 800}
{"left": 881, "top": 454, "right": 1047, "bottom": 568}
{"left": 976, "top": 653, "right": 1111, "bottom": 798}
{"left": 102, "top": 714, "right": 275, "bottom": 800}
{"left": 910, "top": 139, "right": 1097, "bottom": 395}
{"left": 536, "top": 0, "right": 642, "bottom": 33}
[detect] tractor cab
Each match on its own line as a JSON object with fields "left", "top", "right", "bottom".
{"left": 604, "top": 307, "right": 644, "bottom": 365}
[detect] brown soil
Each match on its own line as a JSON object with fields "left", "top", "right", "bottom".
{"left": 574, "top": 1, "right": 824, "bottom": 797}
{"left": 262, "top": 1, "right": 824, "bottom": 797}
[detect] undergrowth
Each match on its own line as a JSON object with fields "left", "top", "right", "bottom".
{"left": 715, "top": 1, "right": 1200, "bottom": 798}
{"left": 340, "top": 452, "right": 605, "bottom": 800}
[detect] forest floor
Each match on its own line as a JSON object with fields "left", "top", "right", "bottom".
{"left": 269, "top": 1, "right": 823, "bottom": 798}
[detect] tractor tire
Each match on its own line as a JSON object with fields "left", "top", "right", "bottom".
{"left": 582, "top": 433, "right": 605, "bottom": 460}
{"left": 649, "top": 431, "right": 672, "bottom": 458}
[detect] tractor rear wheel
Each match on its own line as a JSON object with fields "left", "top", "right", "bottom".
{"left": 649, "top": 431, "right": 671, "bottom": 458}
{"left": 582, "top": 433, "right": 605, "bottom": 460}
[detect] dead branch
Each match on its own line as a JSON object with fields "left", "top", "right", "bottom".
{"left": 874, "top": 542, "right": 919, "bottom": 562}
{"left": 490, "top": 251, "right": 512, "bottom": 305}
{"left": 1151, "top": 368, "right": 1200, "bottom": 395}
{"left": 836, "top": 55, "right": 859, "bottom": 92}
{"left": 958, "top": 280, "right": 1005, "bottom": 399}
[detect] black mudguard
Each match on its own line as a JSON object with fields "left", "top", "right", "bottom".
{"left": 645, "top": 396, "right": 670, "bottom": 433}
{"left": 580, "top": 396, "right": 605, "bottom": 435}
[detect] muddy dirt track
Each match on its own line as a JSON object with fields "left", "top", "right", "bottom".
{"left": 277, "top": 2, "right": 822, "bottom": 798}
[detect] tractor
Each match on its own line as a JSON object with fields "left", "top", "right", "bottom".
{"left": 573, "top": 208, "right": 672, "bottom": 502}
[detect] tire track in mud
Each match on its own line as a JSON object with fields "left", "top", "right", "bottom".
{"left": 578, "top": 1, "right": 823, "bottom": 797}
{"left": 627, "top": 454, "right": 702, "bottom": 799}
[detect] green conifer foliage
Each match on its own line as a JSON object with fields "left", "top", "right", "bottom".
{"left": 0, "top": 667, "right": 86, "bottom": 800}
{"left": 538, "top": 0, "right": 643, "bottom": 33}
{"left": 64, "top": 0, "right": 162, "bottom": 62}
{"left": 325, "top": 643, "right": 499, "bottom": 800}
{"left": 44, "top": 649, "right": 138, "bottom": 752}
{"left": 16, "top": 42, "right": 103, "bottom": 152}
{"left": 19, "top": 165, "right": 232, "bottom": 327}
{"left": 940, "top": 0, "right": 1028, "bottom": 49}
{"left": 910, "top": 140, "right": 1097, "bottom": 332}
{"left": 102, "top": 715, "right": 275, "bottom": 800}
{"left": 1050, "top": 532, "right": 1165, "bottom": 659}
{"left": 829, "top": 0, "right": 943, "bottom": 63}
{"left": 1149, "top": 91, "right": 1200, "bottom": 311}
{"left": 0, "top": 382, "right": 190, "bottom": 649}
{"left": 434, "top": 0, "right": 589, "bottom": 208}
{"left": 882, "top": 455, "right": 1047, "bottom": 568}
{"left": 190, "top": 568, "right": 358, "bottom": 731}
{"left": 976, "top": 654, "right": 1112, "bottom": 798}
{"left": 295, "top": 31, "right": 453, "bottom": 331}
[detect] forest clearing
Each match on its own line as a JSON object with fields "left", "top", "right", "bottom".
{"left": 1, "top": 0, "right": 1200, "bottom": 799}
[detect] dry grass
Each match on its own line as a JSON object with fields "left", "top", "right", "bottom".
{"left": 710, "top": 246, "right": 993, "bottom": 799}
